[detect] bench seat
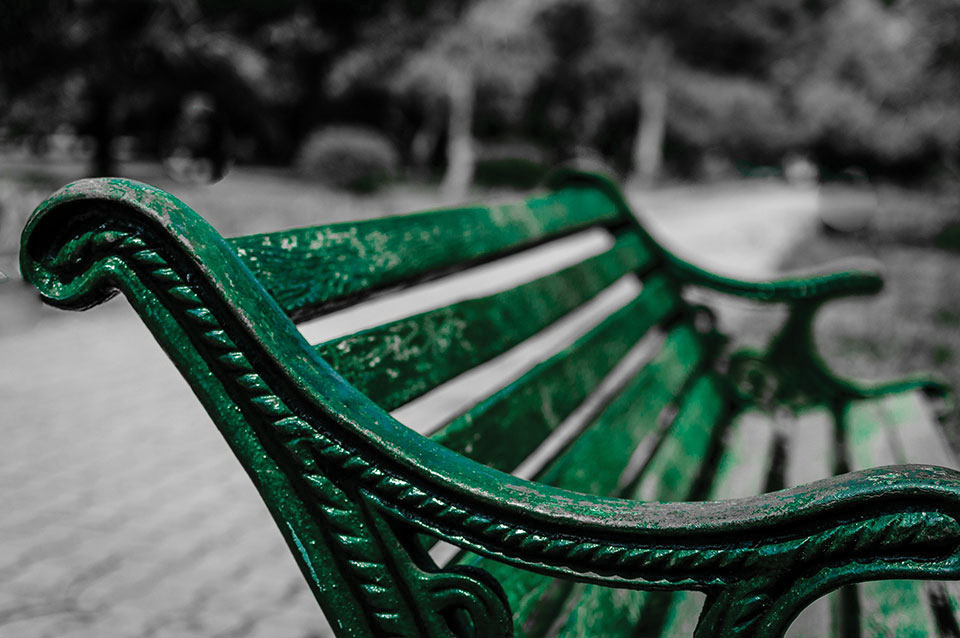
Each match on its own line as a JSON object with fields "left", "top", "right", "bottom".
{"left": 659, "top": 392, "right": 960, "bottom": 638}
{"left": 20, "top": 169, "right": 959, "bottom": 637}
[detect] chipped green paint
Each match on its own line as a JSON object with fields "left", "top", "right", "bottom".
{"left": 544, "top": 168, "right": 888, "bottom": 304}
{"left": 464, "top": 324, "right": 708, "bottom": 634}
{"left": 556, "top": 374, "right": 730, "bottom": 638}
{"left": 843, "top": 394, "right": 943, "bottom": 636}
{"left": 228, "top": 186, "right": 626, "bottom": 322}
{"left": 657, "top": 412, "right": 779, "bottom": 638}
{"left": 19, "top": 170, "right": 960, "bottom": 638}
{"left": 537, "top": 327, "right": 709, "bottom": 495}
{"left": 315, "top": 232, "right": 653, "bottom": 411}
{"left": 431, "top": 275, "right": 679, "bottom": 472}
{"left": 634, "top": 375, "right": 728, "bottom": 502}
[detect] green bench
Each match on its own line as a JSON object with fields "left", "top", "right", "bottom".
{"left": 20, "top": 168, "right": 960, "bottom": 637}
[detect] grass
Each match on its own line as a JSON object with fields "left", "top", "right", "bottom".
{"left": 779, "top": 184, "right": 960, "bottom": 446}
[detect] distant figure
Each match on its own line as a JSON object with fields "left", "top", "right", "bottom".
{"left": 163, "top": 93, "right": 233, "bottom": 184}
{"left": 817, "top": 167, "right": 878, "bottom": 236}
{"left": 0, "top": 199, "right": 6, "bottom": 282}
{"left": 783, "top": 153, "right": 817, "bottom": 187}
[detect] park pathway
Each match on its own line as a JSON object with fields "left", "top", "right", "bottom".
{"left": 0, "top": 181, "right": 818, "bottom": 638}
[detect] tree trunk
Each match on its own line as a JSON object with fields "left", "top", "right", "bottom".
{"left": 441, "top": 67, "right": 475, "bottom": 199}
{"left": 90, "top": 88, "right": 116, "bottom": 177}
{"left": 631, "top": 37, "right": 671, "bottom": 187}
{"left": 411, "top": 98, "right": 444, "bottom": 177}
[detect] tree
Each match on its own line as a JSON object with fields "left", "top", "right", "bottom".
{"left": 406, "top": 1, "right": 550, "bottom": 196}
{"left": 525, "top": 0, "right": 601, "bottom": 163}
{"left": 328, "top": 0, "right": 548, "bottom": 197}
{"left": 582, "top": 0, "right": 809, "bottom": 184}
{"left": 0, "top": 0, "right": 282, "bottom": 175}
{"left": 785, "top": 0, "right": 960, "bottom": 180}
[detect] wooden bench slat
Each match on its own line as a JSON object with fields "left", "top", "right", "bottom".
{"left": 632, "top": 375, "right": 728, "bottom": 502}
{"left": 940, "top": 582, "right": 960, "bottom": 638}
{"left": 468, "top": 325, "right": 707, "bottom": 635}
{"left": 228, "top": 187, "right": 626, "bottom": 321}
{"left": 555, "top": 375, "right": 730, "bottom": 638}
{"left": 785, "top": 408, "right": 836, "bottom": 487}
{"left": 785, "top": 595, "right": 843, "bottom": 638}
{"left": 659, "top": 591, "right": 708, "bottom": 637}
{"left": 430, "top": 276, "right": 679, "bottom": 472}
{"left": 657, "top": 410, "right": 777, "bottom": 638}
{"left": 859, "top": 580, "right": 941, "bottom": 638}
{"left": 846, "top": 396, "right": 905, "bottom": 472}
{"left": 705, "top": 410, "right": 776, "bottom": 499}
{"left": 882, "top": 391, "right": 954, "bottom": 468}
{"left": 536, "top": 327, "right": 704, "bottom": 494}
{"left": 867, "top": 392, "right": 960, "bottom": 634}
{"left": 784, "top": 408, "right": 841, "bottom": 638}
{"left": 843, "top": 396, "right": 941, "bottom": 637}
{"left": 315, "top": 232, "right": 653, "bottom": 411}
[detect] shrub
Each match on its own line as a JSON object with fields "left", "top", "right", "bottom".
{"left": 473, "top": 142, "right": 549, "bottom": 189}
{"left": 669, "top": 69, "right": 801, "bottom": 166}
{"left": 474, "top": 157, "right": 549, "bottom": 189}
{"left": 296, "top": 126, "right": 398, "bottom": 193}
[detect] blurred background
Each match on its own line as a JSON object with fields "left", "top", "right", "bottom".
{"left": 1, "top": 0, "right": 960, "bottom": 636}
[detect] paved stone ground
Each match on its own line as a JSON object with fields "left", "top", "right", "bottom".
{"left": 0, "top": 182, "right": 818, "bottom": 637}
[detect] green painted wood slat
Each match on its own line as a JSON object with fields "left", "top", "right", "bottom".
{"left": 784, "top": 408, "right": 842, "bottom": 638}
{"left": 469, "top": 324, "right": 708, "bottom": 636}
{"left": 314, "top": 232, "right": 654, "bottom": 412}
{"left": 858, "top": 392, "right": 960, "bottom": 635}
{"left": 430, "top": 275, "right": 680, "bottom": 472}
{"left": 228, "top": 187, "right": 627, "bottom": 321}
{"left": 659, "top": 410, "right": 779, "bottom": 637}
{"left": 843, "top": 395, "right": 941, "bottom": 637}
{"left": 555, "top": 374, "right": 731, "bottom": 638}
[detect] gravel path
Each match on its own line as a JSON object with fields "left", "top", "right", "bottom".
{"left": 0, "top": 182, "right": 818, "bottom": 638}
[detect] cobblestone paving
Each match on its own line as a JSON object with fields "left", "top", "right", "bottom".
{"left": 0, "top": 184, "right": 817, "bottom": 638}
{"left": 1, "top": 294, "right": 332, "bottom": 638}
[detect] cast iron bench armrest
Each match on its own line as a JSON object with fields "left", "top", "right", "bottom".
{"left": 543, "top": 170, "right": 951, "bottom": 409}
{"left": 21, "top": 177, "right": 960, "bottom": 637}
{"left": 546, "top": 167, "right": 884, "bottom": 304}
{"left": 661, "top": 256, "right": 884, "bottom": 303}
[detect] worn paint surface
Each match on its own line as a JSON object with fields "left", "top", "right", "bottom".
{"left": 431, "top": 274, "right": 678, "bottom": 472}
{"left": 465, "top": 323, "right": 707, "bottom": 635}
{"left": 844, "top": 395, "right": 942, "bottom": 636}
{"left": 19, "top": 170, "right": 960, "bottom": 638}
{"left": 657, "top": 412, "right": 778, "bottom": 638}
{"left": 315, "top": 232, "right": 652, "bottom": 411}
{"left": 557, "top": 374, "right": 730, "bottom": 637}
{"left": 228, "top": 187, "right": 623, "bottom": 322}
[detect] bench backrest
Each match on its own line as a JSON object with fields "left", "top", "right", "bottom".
{"left": 226, "top": 175, "right": 725, "bottom": 484}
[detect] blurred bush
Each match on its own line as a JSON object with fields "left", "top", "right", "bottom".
{"left": 669, "top": 70, "right": 800, "bottom": 170}
{"left": 296, "top": 126, "right": 398, "bottom": 193}
{"left": 798, "top": 81, "right": 960, "bottom": 178}
{"left": 473, "top": 157, "right": 549, "bottom": 189}
{"left": 473, "top": 143, "right": 549, "bottom": 189}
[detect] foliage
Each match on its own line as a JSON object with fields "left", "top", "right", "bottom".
{"left": 787, "top": 0, "right": 960, "bottom": 180}
{"left": 936, "top": 225, "right": 960, "bottom": 253}
{"left": 523, "top": 0, "right": 602, "bottom": 162}
{"left": 0, "top": 0, "right": 285, "bottom": 174}
{"left": 296, "top": 126, "right": 399, "bottom": 193}
{"left": 2, "top": 0, "right": 959, "bottom": 188}
{"left": 669, "top": 68, "right": 801, "bottom": 164}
